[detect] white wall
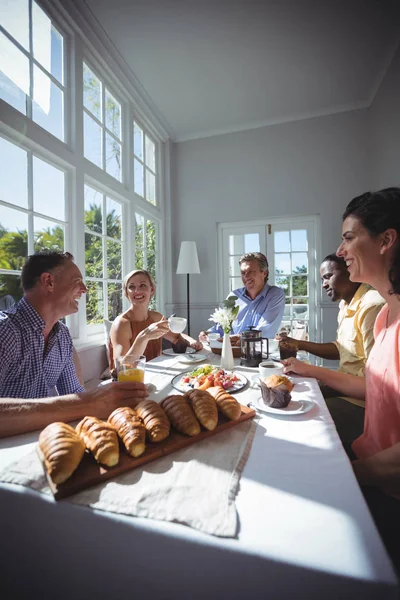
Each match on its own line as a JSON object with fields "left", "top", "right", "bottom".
{"left": 169, "top": 109, "right": 370, "bottom": 339}
{"left": 369, "top": 45, "right": 400, "bottom": 188}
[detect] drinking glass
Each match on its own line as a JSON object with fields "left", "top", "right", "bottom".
{"left": 116, "top": 355, "right": 146, "bottom": 382}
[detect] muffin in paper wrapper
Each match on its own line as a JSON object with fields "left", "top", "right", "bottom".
{"left": 259, "top": 378, "right": 292, "bottom": 409}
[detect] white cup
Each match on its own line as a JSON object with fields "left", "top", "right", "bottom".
{"left": 168, "top": 316, "right": 187, "bottom": 334}
{"left": 259, "top": 360, "right": 284, "bottom": 379}
{"left": 207, "top": 332, "right": 220, "bottom": 342}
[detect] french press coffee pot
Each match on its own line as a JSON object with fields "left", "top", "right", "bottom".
{"left": 240, "top": 327, "right": 269, "bottom": 367}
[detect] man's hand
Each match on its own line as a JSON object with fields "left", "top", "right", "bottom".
{"left": 275, "top": 334, "right": 299, "bottom": 350}
{"left": 199, "top": 331, "right": 209, "bottom": 343}
{"left": 86, "top": 382, "right": 149, "bottom": 418}
{"left": 282, "top": 357, "right": 314, "bottom": 378}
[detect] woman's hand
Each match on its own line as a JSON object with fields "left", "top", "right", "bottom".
{"left": 189, "top": 339, "right": 203, "bottom": 351}
{"left": 282, "top": 357, "right": 314, "bottom": 378}
{"left": 141, "top": 318, "right": 170, "bottom": 341}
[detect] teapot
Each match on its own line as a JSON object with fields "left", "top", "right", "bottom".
{"left": 240, "top": 327, "right": 269, "bottom": 367}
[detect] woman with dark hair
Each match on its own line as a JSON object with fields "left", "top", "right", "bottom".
{"left": 283, "top": 187, "right": 400, "bottom": 573}
{"left": 109, "top": 269, "right": 202, "bottom": 373}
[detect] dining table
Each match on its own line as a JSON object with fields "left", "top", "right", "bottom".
{"left": 0, "top": 347, "right": 398, "bottom": 600}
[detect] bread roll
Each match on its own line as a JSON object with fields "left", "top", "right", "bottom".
{"left": 186, "top": 389, "right": 218, "bottom": 431}
{"left": 108, "top": 407, "right": 146, "bottom": 458}
{"left": 208, "top": 386, "right": 242, "bottom": 420}
{"left": 76, "top": 416, "right": 119, "bottom": 467}
{"left": 38, "top": 422, "right": 85, "bottom": 485}
{"left": 160, "top": 395, "right": 201, "bottom": 436}
{"left": 135, "top": 399, "right": 170, "bottom": 442}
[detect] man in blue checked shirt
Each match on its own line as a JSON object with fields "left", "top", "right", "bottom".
{"left": 0, "top": 251, "right": 148, "bottom": 438}
{"left": 199, "top": 252, "right": 285, "bottom": 344}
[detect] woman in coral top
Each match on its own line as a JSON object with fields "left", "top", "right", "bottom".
{"left": 109, "top": 269, "right": 202, "bottom": 373}
{"left": 283, "top": 188, "right": 400, "bottom": 574}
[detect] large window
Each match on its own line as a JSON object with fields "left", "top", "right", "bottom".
{"left": 84, "top": 185, "right": 123, "bottom": 324}
{"left": 83, "top": 62, "right": 122, "bottom": 182}
{"left": 0, "top": 0, "right": 65, "bottom": 140}
{"left": 0, "top": 136, "right": 67, "bottom": 303}
{"left": 133, "top": 121, "right": 156, "bottom": 205}
{"left": 134, "top": 212, "right": 158, "bottom": 307}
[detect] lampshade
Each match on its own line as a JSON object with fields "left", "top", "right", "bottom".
{"left": 176, "top": 241, "right": 200, "bottom": 274}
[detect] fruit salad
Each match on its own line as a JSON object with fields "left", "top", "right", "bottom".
{"left": 180, "top": 364, "right": 240, "bottom": 391}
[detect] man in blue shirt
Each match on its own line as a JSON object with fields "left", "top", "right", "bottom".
{"left": 0, "top": 251, "right": 148, "bottom": 438}
{"left": 200, "top": 252, "right": 285, "bottom": 342}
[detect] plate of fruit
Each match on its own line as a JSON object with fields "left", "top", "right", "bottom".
{"left": 171, "top": 364, "right": 248, "bottom": 394}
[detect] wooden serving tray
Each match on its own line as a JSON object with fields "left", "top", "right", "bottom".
{"left": 211, "top": 345, "right": 241, "bottom": 358}
{"left": 39, "top": 405, "right": 255, "bottom": 500}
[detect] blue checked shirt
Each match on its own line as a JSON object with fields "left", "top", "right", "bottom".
{"left": 210, "top": 282, "right": 285, "bottom": 338}
{"left": 0, "top": 297, "right": 85, "bottom": 398}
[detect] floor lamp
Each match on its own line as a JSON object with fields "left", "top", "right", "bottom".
{"left": 176, "top": 241, "right": 200, "bottom": 337}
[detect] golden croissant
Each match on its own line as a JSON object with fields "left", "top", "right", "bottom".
{"left": 108, "top": 407, "right": 146, "bottom": 458}
{"left": 186, "top": 389, "right": 218, "bottom": 431}
{"left": 160, "top": 395, "right": 201, "bottom": 436}
{"left": 76, "top": 416, "right": 119, "bottom": 467}
{"left": 207, "top": 386, "right": 242, "bottom": 421}
{"left": 38, "top": 422, "right": 85, "bottom": 485}
{"left": 134, "top": 400, "right": 170, "bottom": 442}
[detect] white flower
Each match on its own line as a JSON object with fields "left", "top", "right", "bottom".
{"left": 209, "top": 296, "right": 239, "bottom": 334}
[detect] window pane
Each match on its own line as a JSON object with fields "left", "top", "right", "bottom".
{"left": 135, "top": 213, "right": 144, "bottom": 244}
{"left": 0, "top": 137, "right": 28, "bottom": 208}
{"left": 134, "top": 159, "right": 144, "bottom": 196}
{"left": 229, "top": 256, "right": 241, "bottom": 277}
{"left": 145, "top": 135, "right": 155, "bottom": 171}
{"left": 229, "top": 235, "right": 245, "bottom": 256}
{"left": 133, "top": 122, "right": 143, "bottom": 159}
{"left": 86, "top": 281, "right": 103, "bottom": 325}
{"left": 34, "top": 217, "right": 64, "bottom": 252}
{"left": 229, "top": 277, "right": 242, "bottom": 291}
{"left": 275, "top": 253, "right": 291, "bottom": 275}
{"left": 145, "top": 169, "right": 155, "bottom": 205}
{"left": 275, "top": 275, "right": 290, "bottom": 297}
{"left": 0, "top": 0, "right": 29, "bottom": 50}
{"left": 107, "top": 282, "right": 122, "bottom": 320}
{"left": 0, "top": 206, "right": 28, "bottom": 269}
{"left": 135, "top": 251, "right": 144, "bottom": 270}
{"left": 106, "top": 239, "right": 122, "bottom": 280}
{"left": 292, "top": 275, "right": 308, "bottom": 297}
{"left": 83, "top": 63, "right": 101, "bottom": 120}
{"left": 292, "top": 253, "right": 308, "bottom": 274}
{"left": 0, "top": 273, "right": 23, "bottom": 306}
{"left": 84, "top": 112, "right": 102, "bottom": 168}
{"left": 0, "top": 33, "right": 29, "bottom": 114}
{"left": 146, "top": 220, "right": 156, "bottom": 279}
{"left": 293, "top": 303, "right": 309, "bottom": 320}
{"left": 105, "top": 133, "right": 121, "bottom": 181}
{"left": 274, "top": 231, "right": 290, "bottom": 252}
{"left": 105, "top": 89, "right": 121, "bottom": 139}
{"left": 291, "top": 230, "right": 307, "bottom": 252}
{"left": 33, "top": 156, "right": 65, "bottom": 220}
{"left": 244, "top": 233, "right": 260, "bottom": 253}
{"left": 32, "top": 3, "right": 64, "bottom": 84}
{"left": 85, "top": 233, "right": 103, "bottom": 278}
{"left": 106, "top": 197, "right": 122, "bottom": 239}
{"left": 84, "top": 185, "right": 102, "bottom": 234}
{"left": 32, "top": 66, "right": 64, "bottom": 140}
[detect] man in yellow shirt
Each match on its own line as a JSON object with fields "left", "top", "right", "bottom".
{"left": 279, "top": 254, "right": 385, "bottom": 443}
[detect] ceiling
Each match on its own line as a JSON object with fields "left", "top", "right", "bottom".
{"left": 76, "top": 0, "right": 400, "bottom": 142}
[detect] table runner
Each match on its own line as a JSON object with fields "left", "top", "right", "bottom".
{"left": 0, "top": 416, "right": 257, "bottom": 538}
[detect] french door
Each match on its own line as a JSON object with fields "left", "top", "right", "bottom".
{"left": 218, "top": 218, "right": 319, "bottom": 341}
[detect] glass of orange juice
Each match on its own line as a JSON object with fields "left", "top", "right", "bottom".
{"left": 116, "top": 355, "right": 146, "bottom": 382}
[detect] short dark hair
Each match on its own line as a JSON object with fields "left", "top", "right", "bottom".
{"left": 21, "top": 251, "right": 74, "bottom": 292}
{"left": 321, "top": 254, "right": 347, "bottom": 269}
{"left": 342, "top": 188, "right": 400, "bottom": 294}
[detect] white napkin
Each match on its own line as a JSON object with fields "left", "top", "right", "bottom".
{"left": 0, "top": 418, "right": 257, "bottom": 538}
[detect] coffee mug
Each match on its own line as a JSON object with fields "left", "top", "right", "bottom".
{"left": 259, "top": 360, "right": 284, "bottom": 378}
{"left": 168, "top": 316, "right": 187, "bottom": 334}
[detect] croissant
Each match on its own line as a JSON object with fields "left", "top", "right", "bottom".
{"left": 76, "top": 416, "right": 119, "bottom": 467}
{"left": 207, "top": 386, "right": 242, "bottom": 420}
{"left": 160, "top": 395, "right": 201, "bottom": 436}
{"left": 38, "top": 422, "right": 85, "bottom": 485}
{"left": 186, "top": 389, "right": 218, "bottom": 431}
{"left": 135, "top": 400, "right": 170, "bottom": 442}
{"left": 108, "top": 407, "right": 146, "bottom": 458}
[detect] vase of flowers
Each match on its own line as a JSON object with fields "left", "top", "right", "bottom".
{"left": 209, "top": 296, "right": 239, "bottom": 371}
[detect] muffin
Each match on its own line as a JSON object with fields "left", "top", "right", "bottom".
{"left": 260, "top": 374, "right": 293, "bottom": 409}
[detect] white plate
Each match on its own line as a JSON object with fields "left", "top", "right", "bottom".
{"left": 252, "top": 396, "right": 314, "bottom": 416}
{"left": 162, "top": 347, "right": 196, "bottom": 356}
{"left": 171, "top": 370, "right": 248, "bottom": 394}
{"left": 177, "top": 353, "right": 207, "bottom": 364}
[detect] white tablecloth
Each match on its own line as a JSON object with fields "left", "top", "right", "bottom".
{"left": 0, "top": 350, "right": 398, "bottom": 599}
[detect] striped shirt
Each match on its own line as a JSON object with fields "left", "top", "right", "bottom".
{"left": 0, "top": 297, "right": 84, "bottom": 399}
